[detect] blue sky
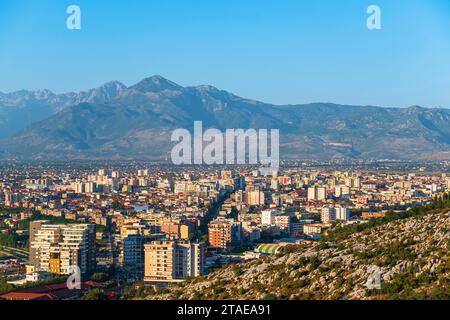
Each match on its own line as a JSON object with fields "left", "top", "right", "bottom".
{"left": 0, "top": 0, "right": 449, "bottom": 108}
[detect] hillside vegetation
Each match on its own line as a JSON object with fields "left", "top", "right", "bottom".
{"left": 144, "top": 194, "right": 450, "bottom": 300}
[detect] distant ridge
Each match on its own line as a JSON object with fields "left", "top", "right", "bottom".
{"left": 0, "top": 75, "right": 449, "bottom": 160}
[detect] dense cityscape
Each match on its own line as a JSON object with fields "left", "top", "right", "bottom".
{"left": 1, "top": 1, "right": 449, "bottom": 317}
{"left": 0, "top": 160, "right": 448, "bottom": 300}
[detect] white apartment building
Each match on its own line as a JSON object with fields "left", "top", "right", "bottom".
{"left": 308, "top": 186, "right": 327, "bottom": 201}
{"left": 321, "top": 207, "right": 336, "bottom": 223}
{"left": 334, "top": 185, "right": 351, "bottom": 197}
{"left": 29, "top": 222, "right": 96, "bottom": 275}
{"left": 144, "top": 240, "right": 205, "bottom": 283}
{"left": 335, "top": 207, "right": 350, "bottom": 221}
{"left": 261, "top": 209, "right": 281, "bottom": 225}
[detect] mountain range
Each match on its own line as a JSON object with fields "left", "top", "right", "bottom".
{"left": 0, "top": 75, "right": 449, "bottom": 161}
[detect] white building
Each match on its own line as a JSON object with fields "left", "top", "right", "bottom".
{"left": 144, "top": 240, "right": 205, "bottom": 283}
{"left": 303, "top": 224, "right": 322, "bottom": 235}
{"left": 29, "top": 223, "right": 96, "bottom": 275}
{"left": 321, "top": 207, "right": 336, "bottom": 223}
{"left": 308, "top": 186, "right": 327, "bottom": 201}
{"left": 346, "top": 177, "right": 361, "bottom": 189}
{"left": 261, "top": 209, "right": 280, "bottom": 225}
{"left": 274, "top": 215, "right": 290, "bottom": 231}
{"left": 271, "top": 178, "right": 279, "bottom": 190}
{"left": 335, "top": 207, "right": 350, "bottom": 221}
{"left": 335, "top": 185, "right": 351, "bottom": 197}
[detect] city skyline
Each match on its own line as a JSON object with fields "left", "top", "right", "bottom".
{"left": 0, "top": 160, "right": 449, "bottom": 301}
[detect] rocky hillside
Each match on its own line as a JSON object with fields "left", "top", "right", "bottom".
{"left": 145, "top": 210, "right": 449, "bottom": 300}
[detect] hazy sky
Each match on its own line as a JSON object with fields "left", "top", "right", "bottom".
{"left": 0, "top": 0, "right": 449, "bottom": 108}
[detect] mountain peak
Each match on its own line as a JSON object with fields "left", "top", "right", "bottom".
{"left": 405, "top": 105, "right": 426, "bottom": 114}
{"left": 130, "top": 75, "right": 183, "bottom": 93}
{"left": 195, "top": 85, "right": 220, "bottom": 92}
{"left": 83, "top": 81, "right": 127, "bottom": 104}
{"left": 102, "top": 80, "right": 127, "bottom": 90}
{"left": 33, "top": 89, "right": 55, "bottom": 99}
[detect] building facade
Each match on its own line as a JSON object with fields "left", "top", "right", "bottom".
{"left": 308, "top": 186, "right": 327, "bottom": 201}
{"left": 122, "top": 234, "right": 145, "bottom": 278}
{"left": 335, "top": 207, "right": 350, "bottom": 221}
{"left": 29, "top": 222, "right": 96, "bottom": 275}
{"left": 144, "top": 240, "right": 204, "bottom": 283}
{"left": 208, "top": 218, "right": 242, "bottom": 249}
{"left": 321, "top": 207, "right": 336, "bottom": 223}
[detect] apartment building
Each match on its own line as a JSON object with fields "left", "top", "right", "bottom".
{"left": 246, "top": 190, "right": 265, "bottom": 206}
{"left": 345, "top": 177, "right": 361, "bottom": 189}
{"left": 274, "top": 215, "right": 290, "bottom": 231}
{"left": 334, "top": 185, "right": 351, "bottom": 197}
{"left": 290, "top": 219, "right": 314, "bottom": 236}
{"left": 208, "top": 218, "right": 242, "bottom": 249}
{"left": 29, "top": 221, "right": 46, "bottom": 268}
{"left": 335, "top": 207, "right": 350, "bottom": 221}
{"left": 303, "top": 224, "right": 323, "bottom": 235}
{"left": 144, "top": 240, "right": 204, "bottom": 283}
{"left": 308, "top": 186, "right": 327, "bottom": 201}
{"left": 122, "top": 234, "right": 145, "bottom": 278}
{"left": 161, "top": 221, "right": 193, "bottom": 240}
{"left": 321, "top": 207, "right": 336, "bottom": 223}
{"left": 29, "top": 222, "right": 96, "bottom": 275}
{"left": 261, "top": 210, "right": 280, "bottom": 225}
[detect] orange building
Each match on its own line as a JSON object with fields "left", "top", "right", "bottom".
{"left": 49, "top": 254, "right": 61, "bottom": 274}
{"left": 161, "top": 222, "right": 179, "bottom": 237}
{"left": 362, "top": 212, "right": 386, "bottom": 219}
{"left": 208, "top": 219, "right": 242, "bottom": 249}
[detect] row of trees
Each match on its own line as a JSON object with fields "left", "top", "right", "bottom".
{"left": 430, "top": 192, "right": 450, "bottom": 210}
{"left": 0, "top": 233, "right": 21, "bottom": 248}
{"left": 17, "top": 212, "right": 82, "bottom": 231}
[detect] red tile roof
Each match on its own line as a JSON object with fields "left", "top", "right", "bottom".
{"left": 0, "top": 292, "right": 55, "bottom": 300}
{"left": 0, "top": 281, "right": 101, "bottom": 300}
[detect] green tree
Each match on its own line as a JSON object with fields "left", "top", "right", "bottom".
{"left": 262, "top": 293, "right": 278, "bottom": 300}
{"left": 0, "top": 278, "right": 14, "bottom": 294}
{"left": 81, "top": 288, "right": 107, "bottom": 300}
{"left": 90, "top": 272, "right": 110, "bottom": 282}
